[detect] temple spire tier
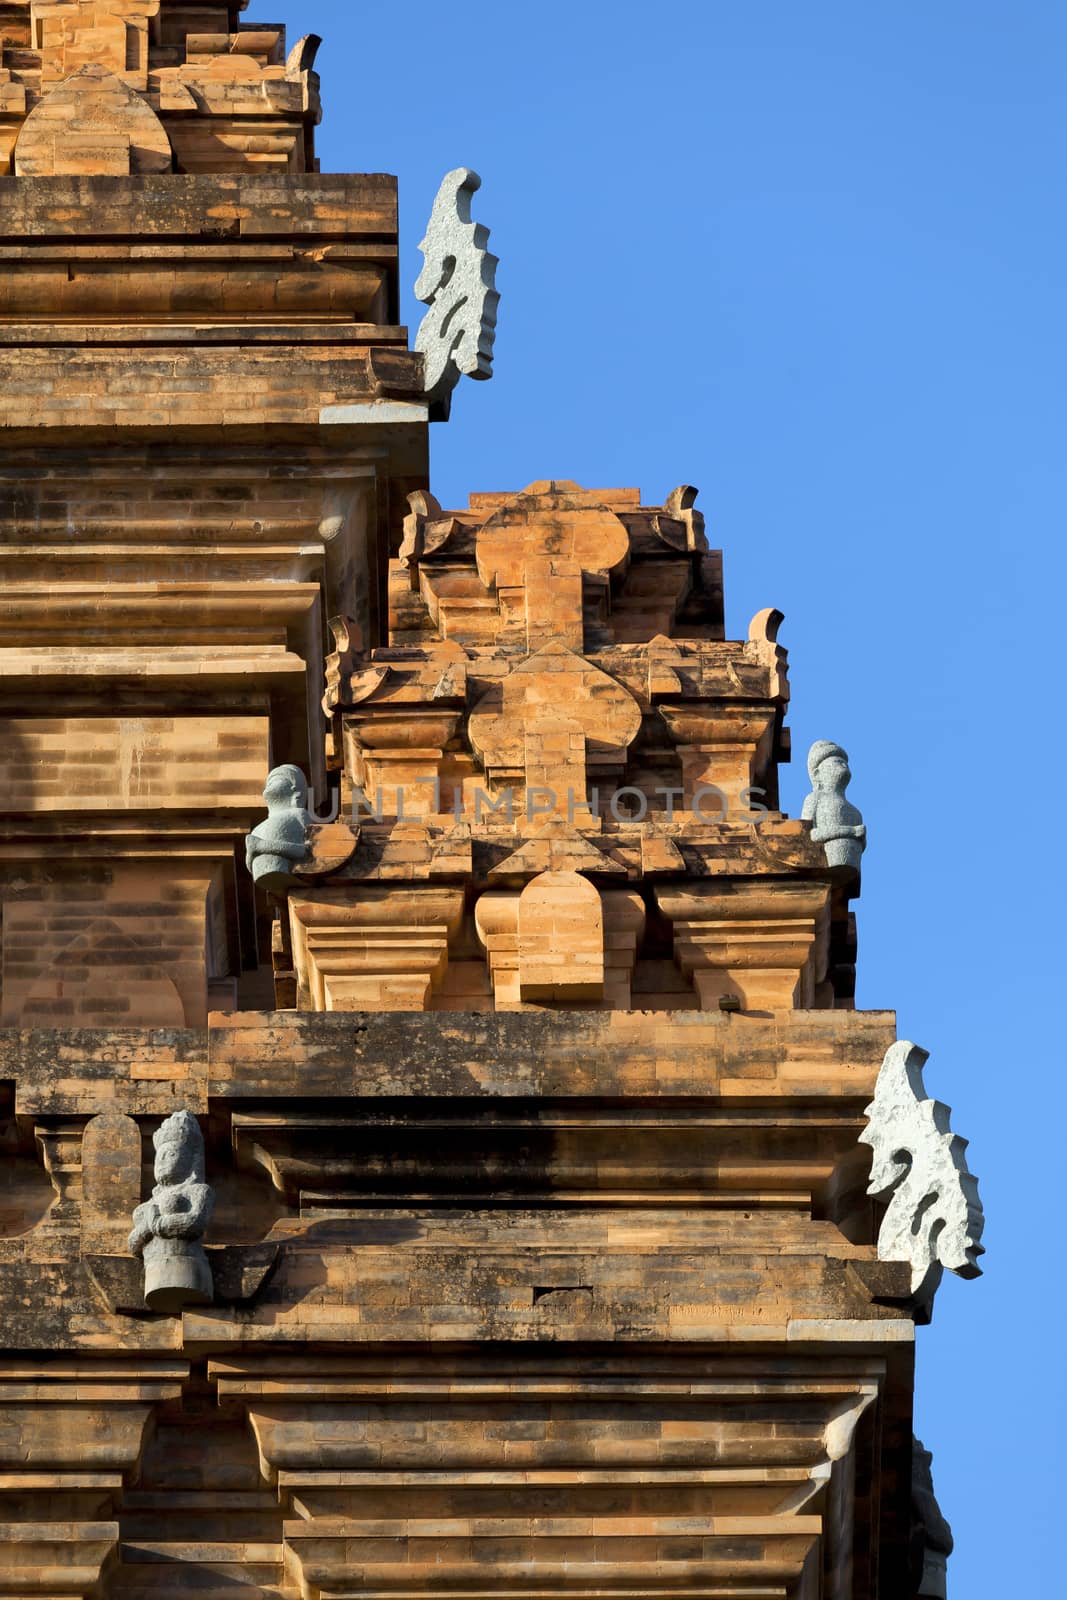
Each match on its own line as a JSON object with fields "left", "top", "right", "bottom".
{"left": 0, "top": 8, "right": 980, "bottom": 1599}
{"left": 263, "top": 479, "right": 860, "bottom": 1017}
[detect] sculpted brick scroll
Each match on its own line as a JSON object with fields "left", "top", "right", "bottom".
{"left": 475, "top": 483, "right": 631, "bottom": 653}
{"left": 468, "top": 641, "right": 642, "bottom": 823}
{"left": 747, "top": 606, "right": 789, "bottom": 692}
{"left": 14, "top": 61, "right": 172, "bottom": 175}
{"left": 860, "top": 1040, "right": 985, "bottom": 1311}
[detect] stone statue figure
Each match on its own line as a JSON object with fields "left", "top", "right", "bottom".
{"left": 860, "top": 1040, "right": 984, "bottom": 1313}
{"left": 245, "top": 764, "right": 313, "bottom": 891}
{"left": 802, "top": 740, "right": 866, "bottom": 871}
{"left": 415, "top": 167, "right": 499, "bottom": 418}
{"left": 912, "top": 1437, "right": 954, "bottom": 1598}
{"left": 129, "top": 1110, "right": 215, "bottom": 1312}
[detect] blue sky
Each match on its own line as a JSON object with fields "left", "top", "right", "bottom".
{"left": 282, "top": 3, "right": 1064, "bottom": 1588}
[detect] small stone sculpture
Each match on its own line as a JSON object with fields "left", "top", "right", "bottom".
{"left": 802, "top": 740, "right": 867, "bottom": 871}
{"left": 912, "top": 1437, "right": 954, "bottom": 1599}
{"left": 415, "top": 167, "right": 499, "bottom": 418}
{"left": 245, "top": 764, "right": 313, "bottom": 891}
{"left": 129, "top": 1111, "right": 214, "bottom": 1313}
{"left": 860, "top": 1041, "right": 984, "bottom": 1311}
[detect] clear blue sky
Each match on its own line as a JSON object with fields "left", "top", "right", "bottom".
{"left": 283, "top": 3, "right": 1064, "bottom": 1588}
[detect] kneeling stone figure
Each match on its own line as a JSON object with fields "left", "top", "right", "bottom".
{"left": 129, "top": 1110, "right": 215, "bottom": 1312}
{"left": 803, "top": 740, "right": 867, "bottom": 871}
{"left": 245, "top": 764, "right": 313, "bottom": 891}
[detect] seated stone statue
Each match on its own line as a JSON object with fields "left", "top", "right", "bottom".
{"left": 245, "top": 763, "right": 313, "bottom": 891}
{"left": 912, "top": 1437, "right": 954, "bottom": 1599}
{"left": 129, "top": 1110, "right": 215, "bottom": 1313}
{"left": 802, "top": 740, "right": 867, "bottom": 872}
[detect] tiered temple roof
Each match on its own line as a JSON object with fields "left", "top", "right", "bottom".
{"left": 0, "top": 6, "right": 978, "bottom": 1598}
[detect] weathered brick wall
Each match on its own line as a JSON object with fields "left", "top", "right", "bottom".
{"left": 0, "top": 1011, "right": 918, "bottom": 1596}
{"left": 0, "top": 167, "right": 427, "bottom": 1029}
{"left": 0, "top": 7, "right": 936, "bottom": 1597}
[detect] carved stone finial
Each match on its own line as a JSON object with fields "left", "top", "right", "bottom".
{"left": 285, "top": 34, "right": 322, "bottom": 81}
{"left": 912, "top": 1436, "right": 954, "bottom": 1598}
{"left": 245, "top": 764, "right": 313, "bottom": 891}
{"left": 415, "top": 167, "right": 500, "bottom": 420}
{"left": 860, "top": 1041, "right": 984, "bottom": 1310}
{"left": 128, "top": 1111, "right": 214, "bottom": 1313}
{"left": 661, "top": 485, "right": 707, "bottom": 551}
{"left": 802, "top": 740, "right": 866, "bottom": 872}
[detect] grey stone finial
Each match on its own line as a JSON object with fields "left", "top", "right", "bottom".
{"left": 415, "top": 167, "right": 500, "bottom": 420}
{"left": 245, "top": 764, "right": 313, "bottom": 891}
{"left": 912, "top": 1436, "right": 954, "bottom": 1598}
{"left": 128, "top": 1111, "right": 214, "bottom": 1313}
{"left": 860, "top": 1041, "right": 984, "bottom": 1311}
{"left": 802, "top": 740, "right": 867, "bottom": 872}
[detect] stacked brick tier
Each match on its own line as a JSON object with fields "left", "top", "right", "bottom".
{"left": 0, "top": 1011, "right": 917, "bottom": 1598}
{"left": 0, "top": 169, "right": 429, "bottom": 1030}
{"left": 281, "top": 481, "right": 858, "bottom": 1018}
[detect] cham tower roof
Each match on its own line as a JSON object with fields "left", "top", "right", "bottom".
{"left": 0, "top": 6, "right": 983, "bottom": 1598}
{"left": 0, "top": 0, "right": 321, "bottom": 175}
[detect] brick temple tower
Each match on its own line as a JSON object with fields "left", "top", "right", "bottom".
{"left": 0, "top": 6, "right": 981, "bottom": 1598}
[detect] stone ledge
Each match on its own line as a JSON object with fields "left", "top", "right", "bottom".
{"left": 0, "top": 174, "right": 398, "bottom": 240}
{"left": 3, "top": 1009, "right": 898, "bottom": 1115}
